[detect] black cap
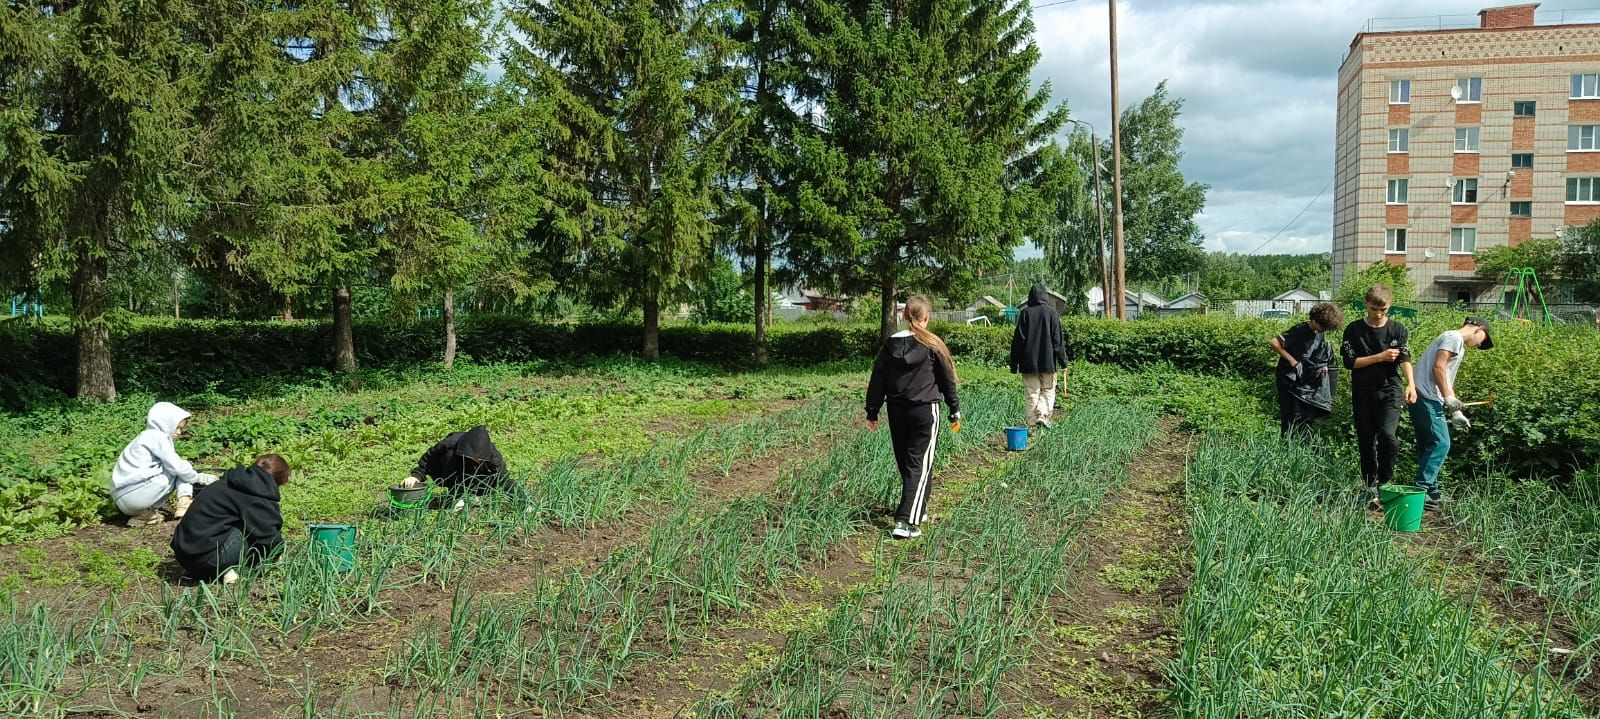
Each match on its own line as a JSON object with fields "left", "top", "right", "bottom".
{"left": 1464, "top": 316, "right": 1493, "bottom": 349}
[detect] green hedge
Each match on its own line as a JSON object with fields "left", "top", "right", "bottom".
{"left": 3, "top": 312, "right": 1596, "bottom": 481}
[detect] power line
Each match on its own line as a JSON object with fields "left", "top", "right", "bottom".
{"left": 1033, "top": 0, "right": 1081, "bottom": 9}
{"left": 1247, "top": 177, "right": 1333, "bottom": 255}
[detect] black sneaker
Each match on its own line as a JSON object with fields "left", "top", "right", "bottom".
{"left": 1424, "top": 496, "right": 1442, "bottom": 512}
{"left": 1363, "top": 487, "right": 1381, "bottom": 512}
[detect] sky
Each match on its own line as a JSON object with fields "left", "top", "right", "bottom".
{"left": 1026, "top": 0, "right": 1600, "bottom": 258}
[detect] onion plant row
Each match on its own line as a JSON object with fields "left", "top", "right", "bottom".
{"left": 375, "top": 389, "right": 1026, "bottom": 715}
{"left": 1447, "top": 479, "right": 1600, "bottom": 692}
{"left": 0, "top": 399, "right": 848, "bottom": 717}
{"left": 694, "top": 401, "right": 1160, "bottom": 718}
{"left": 1171, "top": 434, "right": 1591, "bottom": 718}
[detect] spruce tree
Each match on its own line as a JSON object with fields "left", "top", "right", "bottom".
{"left": 506, "top": 0, "right": 742, "bottom": 359}
{"left": 783, "top": 0, "right": 1065, "bottom": 340}
{"left": 0, "top": 0, "right": 201, "bottom": 401}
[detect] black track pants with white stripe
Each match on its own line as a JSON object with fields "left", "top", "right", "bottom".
{"left": 888, "top": 402, "right": 939, "bottom": 525}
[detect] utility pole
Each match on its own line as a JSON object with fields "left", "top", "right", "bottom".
{"left": 1091, "top": 135, "right": 1109, "bottom": 317}
{"left": 1109, "top": 0, "right": 1128, "bottom": 320}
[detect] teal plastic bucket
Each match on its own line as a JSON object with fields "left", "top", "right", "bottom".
{"left": 1378, "top": 484, "right": 1426, "bottom": 532}
{"left": 1004, "top": 426, "right": 1029, "bottom": 451}
{"left": 307, "top": 524, "right": 357, "bottom": 572}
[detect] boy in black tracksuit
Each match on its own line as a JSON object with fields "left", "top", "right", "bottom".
{"left": 171, "top": 454, "right": 290, "bottom": 583}
{"left": 865, "top": 308, "right": 960, "bottom": 540}
{"left": 1340, "top": 286, "right": 1416, "bottom": 506}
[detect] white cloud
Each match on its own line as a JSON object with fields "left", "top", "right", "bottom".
{"left": 1030, "top": 0, "right": 1492, "bottom": 257}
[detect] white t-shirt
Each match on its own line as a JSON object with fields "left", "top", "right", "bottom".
{"left": 1414, "top": 330, "right": 1466, "bottom": 403}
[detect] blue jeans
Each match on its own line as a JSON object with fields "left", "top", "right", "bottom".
{"left": 1409, "top": 398, "right": 1450, "bottom": 499}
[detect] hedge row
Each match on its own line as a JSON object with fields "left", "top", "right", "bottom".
{"left": 0, "top": 314, "right": 1285, "bottom": 408}
{"left": 4, "top": 313, "right": 1596, "bottom": 482}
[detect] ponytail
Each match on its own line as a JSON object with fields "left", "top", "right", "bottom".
{"left": 903, "top": 295, "right": 957, "bottom": 380}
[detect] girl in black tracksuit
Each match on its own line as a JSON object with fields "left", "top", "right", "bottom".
{"left": 865, "top": 296, "right": 960, "bottom": 539}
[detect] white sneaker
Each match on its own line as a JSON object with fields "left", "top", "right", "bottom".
{"left": 221, "top": 569, "right": 239, "bottom": 585}
{"left": 452, "top": 498, "right": 466, "bottom": 512}
{"left": 891, "top": 521, "right": 921, "bottom": 539}
{"left": 128, "top": 509, "right": 164, "bottom": 527}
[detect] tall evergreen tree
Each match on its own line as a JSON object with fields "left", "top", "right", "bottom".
{"left": 506, "top": 0, "right": 743, "bottom": 359}
{"left": 0, "top": 0, "right": 201, "bottom": 401}
{"left": 375, "top": 0, "right": 544, "bottom": 368}
{"left": 783, "top": 0, "right": 1065, "bottom": 340}
{"left": 188, "top": 0, "right": 390, "bottom": 377}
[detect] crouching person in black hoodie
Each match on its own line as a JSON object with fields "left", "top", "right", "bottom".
{"left": 400, "top": 426, "right": 515, "bottom": 511}
{"left": 171, "top": 454, "right": 290, "bottom": 585}
{"left": 866, "top": 295, "right": 960, "bottom": 540}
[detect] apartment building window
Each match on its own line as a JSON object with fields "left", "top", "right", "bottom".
{"left": 1571, "top": 125, "right": 1600, "bottom": 150}
{"left": 1512, "top": 153, "right": 1533, "bottom": 168}
{"left": 1389, "top": 79, "right": 1411, "bottom": 104}
{"left": 1510, "top": 201, "right": 1532, "bottom": 217}
{"left": 1386, "top": 179, "right": 1409, "bottom": 204}
{"left": 1388, "top": 129, "right": 1409, "bottom": 153}
{"left": 1455, "top": 127, "right": 1480, "bottom": 152}
{"left": 1386, "top": 229, "right": 1408, "bottom": 254}
{"left": 1450, "top": 228, "right": 1477, "bottom": 254}
{"left": 1456, "top": 77, "right": 1482, "bottom": 102}
{"left": 1452, "top": 178, "right": 1478, "bottom": 204}
{"left": 1573, "top": 74, "right": 1600, "bottom": 99}
{"left": 1567, "top": 177, "right": 1600, "bottom": 203}
{"left": 1514, "top": 101, "right": 1536, "bottom": 117}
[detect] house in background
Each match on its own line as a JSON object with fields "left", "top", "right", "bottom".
{"left": 1157, "top": 291, "right": 1207, "bottom": 316}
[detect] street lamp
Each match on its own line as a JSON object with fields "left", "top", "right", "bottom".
{"left": 1066, "top": 118, "right": 1112, "bottom": 318}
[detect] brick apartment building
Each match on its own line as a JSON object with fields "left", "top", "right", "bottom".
{"left": 1335, "top": 3, "right": 1600, "bottom": 303}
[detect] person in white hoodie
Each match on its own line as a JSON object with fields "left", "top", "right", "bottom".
{"left": 111, "top": 402, "right": 217, "bottom": 526}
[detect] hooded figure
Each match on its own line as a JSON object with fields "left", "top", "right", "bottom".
{"left": 111, "top": 402, "right": 216, "bottom": 526}
{"left": 1009, "top": 283, "right": 1067, "bottom": 428}
{"left": 171, "top": 456, "right": 288, "bottom": 583}
{"left": 408, "top": 426, "right": 511, "bottom": 496}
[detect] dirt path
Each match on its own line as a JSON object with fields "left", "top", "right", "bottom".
{"left": 1003, "top": 421, "right": 1194, "bottom": 718}
{"left": 592, "top": 442, "right": 1015, "bottom": 719}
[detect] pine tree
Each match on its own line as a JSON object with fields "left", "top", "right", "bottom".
{"left": 1, "top": 0, "right": 202, "bottom": 401}
{"left": 506, "top": 0, "right": 742, "bottom": 359}
{"left": 783, "top": 0, "right": 1065, "bottom": 340}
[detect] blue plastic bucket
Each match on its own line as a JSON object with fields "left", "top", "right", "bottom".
{"left": 1004, "top": 426, "right": 1029, "bottom": 451}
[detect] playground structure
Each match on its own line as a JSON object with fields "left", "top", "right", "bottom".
{"left": 1499, "top": 267, "right": 1553, "bottom": 327}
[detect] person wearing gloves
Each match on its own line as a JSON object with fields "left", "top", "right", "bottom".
{"left": 171, "top": 454, "right": 290, "bottom": 585}
{"left": 866, "top": 295, "right": 960, "bottom": 540}
{"left": 1009, "top": 283, "right": 1067, "bottom": 430}
{"left": 1410, "top": 317, "right": 1494, "bottom": 510}
{"left": 399, "top": 426, "right": 512, "bottom": 510}
{"left": 1268, "top": 303, "right": 1345, "bottom": 436}
{"left": 111, "top": 402, "right": 218, "bottom": 526}
{"left": 1340, "top": 285, "right": 1417, "bottom": 510}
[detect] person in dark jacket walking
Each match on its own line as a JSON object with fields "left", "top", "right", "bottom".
{"left": 1268, "top": 302, "right": 1344, "bottom": 436}
{"left": 866, "top": 295, "right": 960, "bottom": 540}
{"left": 400, "top": 426, "right": 513, "bottom": 510}
{"left": 171, "top": 454, "right": 291, "bottom": 585}
{"left": 1009, "top": 283, "right": 1067, "bottom": 429}
{"left": 1340, "top": 285, "right": 1417, "bottom": 509}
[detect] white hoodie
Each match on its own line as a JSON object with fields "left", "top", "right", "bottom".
{"left": 111, "top": 402, "right": 199, "bottom": 497}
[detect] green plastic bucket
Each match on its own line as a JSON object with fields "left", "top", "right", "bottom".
{"left": 1378, "top": 484, "right": 1425, "bottom": 532}
{"left": 389, "top": 484, "right": 433, "bottom": 510}
{"left": 307, "top": 523, "right": 357, "bottom": 572}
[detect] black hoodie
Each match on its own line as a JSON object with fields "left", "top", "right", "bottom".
{"left": 865, "top": 334, "right": 960, "bottom": 422}
{"left": 171, "top": 465, "right": 283, "bottom": 566}
{"left": 411, "top": 426, "right": 509, "bottom": 492}
{"left": 1009, "top": 284, "right": 1066, "bottom": 374}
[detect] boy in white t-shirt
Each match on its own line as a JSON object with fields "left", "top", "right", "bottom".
{"left": 1409, "top": 317, "right": 1493, "bottom": 509}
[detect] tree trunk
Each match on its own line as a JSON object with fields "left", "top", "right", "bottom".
{"left": 753, "top": 226, "right": 769, "bottom": 367}
{"left": 72, "top": 249, "right": 117, "bottom": 402}
{"left": 172, "top": 273, "right": 182, "bottom": 319}
{"left": 443, "top": 289, "right": 457, "bottom": 370}
{"left": 643, "top": 291, "right": 661, "bottom": 360}
{"left": 332, "top": 284, "right": 357, "bottom": 376}
{"left": 878, "top": 277, "right": 898, "bottom": 343}
{"left": 283, "top": 297, "right": 293, "bottom": 322}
